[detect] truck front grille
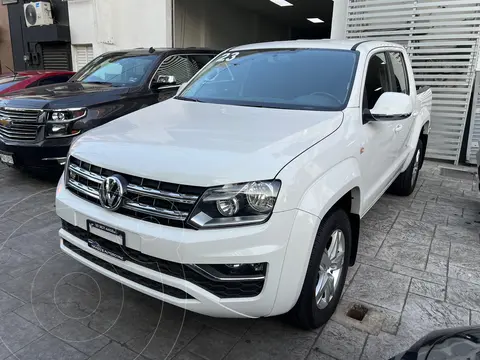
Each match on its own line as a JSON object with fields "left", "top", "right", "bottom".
{"left": 0, "top": 107, "right": 41, "bottom": 122}
{"left": 0, "top": 108, "right": 41, "bottom": 141}
{"left": 65, "top": 156, "right": 205, "bottom": 228}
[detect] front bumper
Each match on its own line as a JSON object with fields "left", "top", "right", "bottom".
{"left": 56, "top": 177, "right": 320, "bottom": 318}
{"left": 0, "top": 137, "right": 73, "bottom": 168}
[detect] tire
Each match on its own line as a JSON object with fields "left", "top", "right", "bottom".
{"left": 388, "top": 139, "right": 423, "bottom": 197}
{"left": 288, "top": 208, "right": 352, "bottom": 330}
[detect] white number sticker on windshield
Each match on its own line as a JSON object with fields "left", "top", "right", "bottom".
{"left": 216, "top": 52, "right": 240, "bottom": 62}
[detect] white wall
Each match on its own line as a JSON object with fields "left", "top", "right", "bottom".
{"left": 174, "top": 0, "right": 290, "bottom": 49}
{"left": 330, "top": 0, "right": 347, "bottom": 40}
{"left": 68, "top": 0, "right": 173, "bottom": 63}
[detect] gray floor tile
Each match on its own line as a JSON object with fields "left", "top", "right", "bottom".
{"left": 14, "top": 291, "right": 69, "bottom": 331}
{"left": 0, "top": 312, "right": 45, "bottom": 359}
{"left": 421, "top": 212, "right": 448, "bottom": 226}
{"left": 449, "top": 242, "right": 480, "bottom": 270}
{"left": 425, "top": 254, "right": 448, "bottom": 276}
{"left": 126, "top": 313, "right": 204, "bottom": 360}
{"left": 49, "top": 319, "right": 111, "bottom": 357}
{"left": 0, "top": 290, "right": 24, "bottom": 317}
{"left": 344, "top": 265, "right": 410, "bottom": 312}
{"left": 471, "top": 311, "right": 480, "bottom": 325}
{"left": 306, "top": 349, "right": 337, "bottom": 360}
{"left": 398, "top": 294, "right": 469, "bottom": 339}
{"left": 356, "top": 255, "right": 393, "bottom": 270}
{"left": 446, "top": 277, "right": 480, "bottom": 311}
{"left": 390, "top": 219, "right": 434, "bottom": 245}
{"left": 172, "top": 351, "right": 205, "bottom": 360}
{"left": 376, "top": 237, "right": 429, "bottom": 270}
{"left": 392, "top": 265, "right": 446, "bottom": 285}
{"left": 192, "top": 314, "right": 254, "bottom": 338}
{"left": 424, "top": 202, "right": 463, "bottom": 217}
{"left": 409, "top": 279, "right": 445, "bottom": 301}
{"left": 361, "top": 332, "right": 416, "bottom": 360}
{"left": 361, "top": 209, "right": 398, "bottom": 232}
{"left": 225, "top": 319, "right": 318, "bottom": 360}
{"left": 429, "top": 238, "right": 451, "bottom": 258}
{"left": 6, "top": 334, "right": 87, "bottom": 360}
{"left": 435, "top": 225, "right": 479, "bottom": 247}
{"left": 185, "top": 327, "right": 237, "bottom": 360}
{"left": 81, "top": 342, "right": 143, "bottom": 360}
{"left": 448, "top": 263, "right": 480, "bottom": 286}
{"left": 313, "top": 320, "right": 367, "bottom": 360}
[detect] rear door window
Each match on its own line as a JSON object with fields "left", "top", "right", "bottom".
{"left": 388, "top": 52, "right": 409, "bottom": 95}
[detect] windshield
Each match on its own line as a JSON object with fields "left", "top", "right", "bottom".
{"left": 0, "top": 76, "right": 28, "bottom": 91}
{"left": 70, "top": 53, "right": 157, "bottom": 87}
{"left": 178, "top": 48, "right": 358, "bottom": 111}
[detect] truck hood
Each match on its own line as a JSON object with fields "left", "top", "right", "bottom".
{"left": 0, "top": 82, "right": 130, "bottom": 109}
{"left": 70, "top": 99, "right": 343, "bottom": 186}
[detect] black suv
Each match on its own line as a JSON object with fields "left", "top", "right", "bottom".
{"left": 0, "top": 47, "right": 219, "bottom": 170}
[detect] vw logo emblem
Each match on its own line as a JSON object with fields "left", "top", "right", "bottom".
{"left": 99, "top": 175, "right": 126, "bottom": 211}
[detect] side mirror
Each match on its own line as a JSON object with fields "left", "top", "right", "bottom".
{"left": 151, "top": 75, "right": 177, "bottom": 90}
{"left": 368, "top": 92, "right": 413, "bottom": 122}
{"left": 176, "top": 82, "right": 187, "bottom": 96}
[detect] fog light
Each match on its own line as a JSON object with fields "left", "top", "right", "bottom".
{"left": 197, "top": 262, "right": 268, "bottom": 279}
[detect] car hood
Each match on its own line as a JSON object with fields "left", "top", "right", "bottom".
{"left": 0, "top": 82, "right": 130, "bottom": 109}
{"left": 70, "top": 99, "right": 343, "bottom": 186}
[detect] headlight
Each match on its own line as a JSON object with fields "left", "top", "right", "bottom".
{"left": 46, "top": 108, "right": 86, "bottom": 138}
{"left": 188, "top": 180, "right": 281, "bottom": 229}
{"left": 48, "top": 109, "right": 87, "bottom": 122}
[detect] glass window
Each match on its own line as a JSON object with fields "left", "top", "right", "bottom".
{"left": 389, "top": 52, "right": 409, "bottom": 95}
{"left": 189, "top": 54, "right": 216, "bottom": 68}
{"left": 178, "top": 49, "right": 358, "bottom": 111}
{"left": 0, "top": 76, "right": 28, "bottom": 91}
{"left": 38, "top": 75, "right": 72, "bottom": 86}
{"left": 364, "top": 52, "right": 390, "bottom": 109}
{"left": 154, "top": 55, "right": 202, "bottom": 85}
{"left": 71, "top": 53, "right": 158, "bottom": 87}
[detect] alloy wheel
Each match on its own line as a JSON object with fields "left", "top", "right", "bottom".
{"left": 315, "top": 229, "right": 345, "bottom": 309}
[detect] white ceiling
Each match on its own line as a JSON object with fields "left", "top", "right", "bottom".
{"left": 229, "top": 0, "right": 333, "bottom": 28}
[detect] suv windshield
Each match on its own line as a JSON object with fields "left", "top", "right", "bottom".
{"left": 0, "top": 76, "right": 28, "bottom": 91}
{"left": 178, "top": 48, "right": 358, "bottom": 111}
{"left": 70, "top": 53, "right": 157, "bottom": 87}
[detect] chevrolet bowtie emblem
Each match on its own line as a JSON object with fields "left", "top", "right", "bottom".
{"left": 0, "top": 118, "right": 11, "bottom": 127}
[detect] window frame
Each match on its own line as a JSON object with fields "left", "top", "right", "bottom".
{"left": 362, "top": 51, "right": 393, "bottom": 112}
{"left": 148, "top": 53, "right": 219, "bottom": 91}
{"left": 386, "top": 51, "right": 410, "bottom": 96}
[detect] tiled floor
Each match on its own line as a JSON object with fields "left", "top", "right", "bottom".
{"left": 0, "top": 161, "right": 479, "bottom": 360}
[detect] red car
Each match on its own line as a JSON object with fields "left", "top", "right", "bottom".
{"left": 0, "top": 70, "right": 75, "bottom": 95}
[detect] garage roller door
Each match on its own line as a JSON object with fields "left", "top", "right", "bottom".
{"left": 346, "top": 0, "right": 480, "bottom": 164}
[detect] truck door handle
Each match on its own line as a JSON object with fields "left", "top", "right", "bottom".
{"left": 394, "top": 124, "right": 403, "bottom": 133}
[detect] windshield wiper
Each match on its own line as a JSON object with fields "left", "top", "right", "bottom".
{"left": 82, "top": 81, "right": 113, "bottom": 85}
{"left": 176, "top": 96, "right": 203, "bottom": 103}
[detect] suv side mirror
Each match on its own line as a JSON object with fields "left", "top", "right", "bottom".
{"left": 368, "top": 92, "right": 413, "bottom": 122}
{"left": 151, "top": 75, "right": 177, "bottom": 90}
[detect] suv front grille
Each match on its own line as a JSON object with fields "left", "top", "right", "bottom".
{"left": 66, "top": 156, "right": 205, "bottom": 228}
{"left": 0, "top": 108, "right": 41, "bottom": 141}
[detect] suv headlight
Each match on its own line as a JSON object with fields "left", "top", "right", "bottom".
{"left": 46, "top": 108, "right": 87, "bottom": 138}
{"left": 188, "top": 180, "right": 281, "bottom": 229}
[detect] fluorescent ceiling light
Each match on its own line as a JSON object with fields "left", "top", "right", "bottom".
{"left": 270, "top": 0, "right": 293, "bottom": 7}
{"left": 307, "top": 18, "right": 324, "bottom": 23}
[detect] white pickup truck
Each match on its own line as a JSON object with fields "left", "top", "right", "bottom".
{"left": 56, "top": 40, "right": 432, "bottom": 329}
